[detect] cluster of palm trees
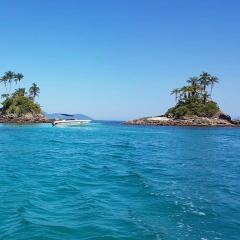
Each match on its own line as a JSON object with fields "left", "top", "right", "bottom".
{"left": 0, "top": 71, "right": 40, "bottom": 101}
{"left": 171, "top": 72, "right": 219, "bottom": 104}
{"left": 0, "top": 71, "right": 24, "bottom": 91}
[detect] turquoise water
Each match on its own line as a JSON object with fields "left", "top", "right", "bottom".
{"left": 0, "top": 122, "right": 240, "bottom": 240}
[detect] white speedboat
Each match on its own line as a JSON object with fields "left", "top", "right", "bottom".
{"left": 52, "top": 114, "right": 91, "bottom": 127}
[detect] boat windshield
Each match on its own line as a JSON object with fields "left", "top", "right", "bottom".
{"left": 59, "top": 114, "right": 75, "bottom": 120}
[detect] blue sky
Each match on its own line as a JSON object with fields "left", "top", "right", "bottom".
{"left": 0, "top": 0, "right": 240, "bottom": 120}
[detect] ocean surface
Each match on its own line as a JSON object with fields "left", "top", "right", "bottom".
{"left": 0, "top": 122, "right": 239, "bottom": 240}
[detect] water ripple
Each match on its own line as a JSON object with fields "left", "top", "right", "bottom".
{"left": 0, "top": 123, "right": 240, "bottom": 239}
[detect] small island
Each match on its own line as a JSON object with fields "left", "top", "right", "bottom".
{"left": 0, "top": 71, "right": 50, "bottom": 123}
{"left": 126, "top": 72, "right": 240, "bottom": 127}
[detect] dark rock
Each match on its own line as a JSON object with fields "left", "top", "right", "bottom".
{"left": 232, "top": 119, "right": 240, "bottom": 125}
{"left": 218, "top": 113, "right": 232, "bottom": 122}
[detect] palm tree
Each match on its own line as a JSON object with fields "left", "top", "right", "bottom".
{"left": 179, "top": 86, "right": 189, "bottom": 101}
{"left": 29, "top": 83, "right": 40, "bottom": 101}
{"left": 4, "top": 71, "right": 15, "bottom": 92}
{"left": 0, "top": 75, "right": 8, "bottom": 91}
{"left": 171, "top": 88, "right": 180, "bottom": 102}
{"left": 199, "top": 72, "right": 211, "bottom": 91}
{"left": 187, "top": 77, "right": 199, "bottom": 86}
{"left": 13, "top": 88, "right": 26, "bottom": 97}
{"left": 209, "top": 76, "right": 219, "bottom": 95}
{"left": 202, "top": 91, "right": 210, "bottom": 104}
{"left": 186, "top": 85, "right": 195, "bottom": 98}
{"left": 1, "top": 93, "right": 9, "bottom": 99}
{"left": 187, "top": 77, "right": 200, "bottom": 97}
{"left": 14, "top": 73, "right": 24, "bottom": 88}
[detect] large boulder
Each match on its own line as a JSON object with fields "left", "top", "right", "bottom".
{"left": 218, "top": 113, "right": 232, "bottom": 122}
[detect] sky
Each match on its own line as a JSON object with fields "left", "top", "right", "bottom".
{"left": 0, "top": 0, "right": 240, "bottom": 120}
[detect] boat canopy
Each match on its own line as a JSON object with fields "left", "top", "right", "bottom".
{"left": 60, "top": 114, "right": 74, "bottom": 117}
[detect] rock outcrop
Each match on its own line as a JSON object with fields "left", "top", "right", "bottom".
{"left": 0, "top": 112, "right": 51, "bottom": 123}
{"left": 125, "top": 115, "right": 240, "bottom": 127}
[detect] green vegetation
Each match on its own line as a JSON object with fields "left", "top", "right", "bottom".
{"left": 0, "top": 71, "right": 41, "bottom": 116}
{"left": 166, "top": 72, "right": 221, "bottom": 118}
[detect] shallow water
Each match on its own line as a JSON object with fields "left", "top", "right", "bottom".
{"left": 0, "top": 122, "right": 239, "bottom": 240}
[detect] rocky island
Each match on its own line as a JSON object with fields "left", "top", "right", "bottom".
{"left": 0, "top": 71, "right": 50, "bottom": 123}
{"left": 126, "top": 72, "right": 240, "bottom": 127}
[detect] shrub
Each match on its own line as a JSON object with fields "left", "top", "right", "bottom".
{"left": 1, "top": 94, "right": 41, "bottom": 116}
{"left": 166, "top": 100, "right": 220, "bottom": 118}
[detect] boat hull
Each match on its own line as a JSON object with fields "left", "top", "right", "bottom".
{"left": 53, "top": 120, "right": 91, "bottom": 126}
